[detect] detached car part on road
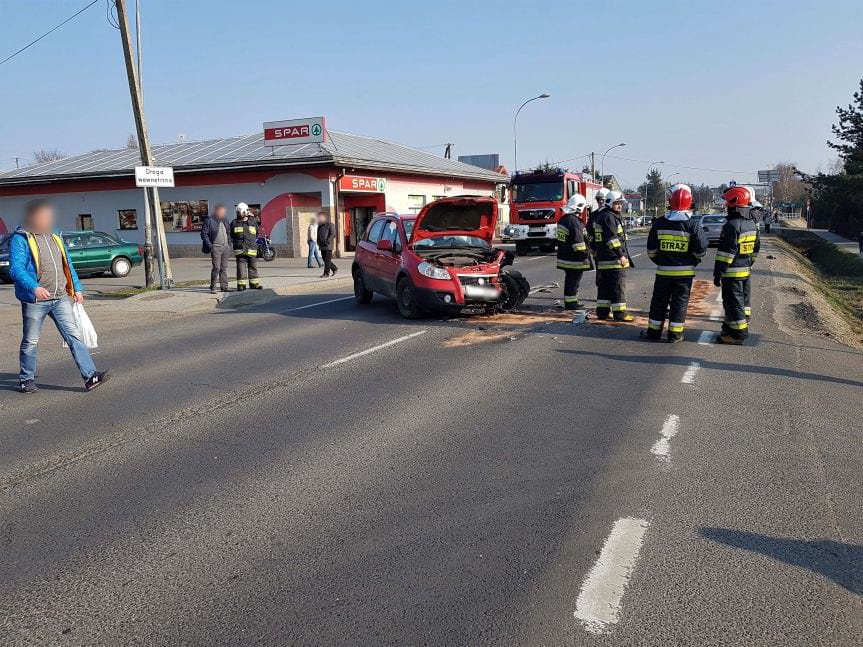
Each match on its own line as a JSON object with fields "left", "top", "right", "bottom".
{"left": 352, "top": 196, "right": 530, "bottom": 318}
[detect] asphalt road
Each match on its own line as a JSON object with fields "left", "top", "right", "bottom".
{"left": 1, "top": 235, "right": 861, "bottom": 646}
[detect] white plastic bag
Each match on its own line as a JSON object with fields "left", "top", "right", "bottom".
{"left": 72, "top": 301, "right": 98, "bottom": 349}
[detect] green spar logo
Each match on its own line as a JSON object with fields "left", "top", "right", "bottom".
{"left": 311, "top": 124, "right": 322, "bottom": 137}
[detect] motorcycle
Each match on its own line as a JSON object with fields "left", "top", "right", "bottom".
{"left": 257, "top": 233, "right": 276, "bottom": 261}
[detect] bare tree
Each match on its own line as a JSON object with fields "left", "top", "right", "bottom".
{"left": 33, "top": 148, "right": 67, "bottom": 163}
{"left": 772, "top": 162, "right": 807, "bottom": 204}
{"left": 126, "top": 133, "right": 138, "bottom": 149}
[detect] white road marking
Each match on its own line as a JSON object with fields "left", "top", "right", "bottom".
{"left": 322, "top": 330, "right": 427, "bottom": 368}
{"left": 280, "top": 295, "right": 354, "bottom": 313}
{"left": 575, "top": 517, "right": 650, "bottom": 634}
{"left": 697, "top": 330, "right": 713, "bottom": 345}
{"left": 651, "top": 414, "right": 680, "bottom": 459}
{"left": 630, "top": 253, "right": 643, "bottom": 258}
{"left": 681, "top": 361, "right": 701, "bottom": 384}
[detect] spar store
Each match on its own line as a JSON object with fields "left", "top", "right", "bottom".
{"left": 0, "top": 117, "right": 507, "bottom": 258}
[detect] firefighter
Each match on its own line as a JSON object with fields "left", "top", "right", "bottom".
{"left": 556, "top": 193, "right": 593, "bottom": 309}
{"left": 591, "top": 190, "right": 634, "bottom": 321}
{"left": 641, "top": 184, "right": 708, "bottom": 343}
{"left": 230, "top": 202, "right": 262, "bottom": 290}
{"left": 594, "top": 187, "right": 610, "bottom": 213}
{"left": 714, "top": 186, "right": 760, "bottom": 344}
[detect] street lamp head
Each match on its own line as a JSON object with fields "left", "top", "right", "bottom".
{"left": 618, "top": 142, "right": 626, "bottom": 147}
{"left": 539, "top": 93, "right": 551, "bottom": 98}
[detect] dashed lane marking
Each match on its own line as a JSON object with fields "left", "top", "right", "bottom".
{"left": 651, "top": 414, "right": 680, "bottom": 459}
{"left": 697, "top": 330, "right": 713, "bottom": 345}
{"left": 575, "top": 517, "right": 650, "bottom": 634}
{"left": 321, "top": 330, "right": 427, "bottom": 368}
{"left": 280, "top": 296, "right": 354, "bottom": 313}
{"left": 681, "top": 361, "right": 701, "bottom": 384}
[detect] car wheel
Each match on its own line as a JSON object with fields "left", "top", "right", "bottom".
{"left": 396, "top": 277, "right": 423, "bottom": 319}
{"left": 538, "top": 242, "right": 555, "bottom": 253}
{"left": 515, "top": 241, "right": 531, "bottom": 256}
{"left": 111, "top": 256, "right": 132, "bottom": 277}
{"left": 498, "top": 268, "right": 530, "bottom": 311}
{"left": 353, "top": 268, "right": 373, "bottom": 304}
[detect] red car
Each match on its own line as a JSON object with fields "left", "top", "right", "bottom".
{"left": 352, "top": 196, "right": 529, "bottom": 318}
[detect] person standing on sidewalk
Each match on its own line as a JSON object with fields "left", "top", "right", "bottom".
{"left": 201, "top": 204, "right": 232, "bottom": 294}
{"left": 316, "top": 211, "right": 338, "bottom": 277}
{"left": 230, "top": 202, "right": 262, "bottom": 290}
{"left": 307, "top": 216, "right": 323, "bottom": 269}
{"left": 857, "top": 230, "right": 863, "bottom": 256}
{"left": 9, "top": 199, "right": 108, "bottom": 394}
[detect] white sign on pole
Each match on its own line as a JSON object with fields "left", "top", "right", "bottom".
{"left": 135, "top": 165, "right": 175, "bottom": 187}
{"left": 263, "top": 116, "right": 326, "bottom": 146}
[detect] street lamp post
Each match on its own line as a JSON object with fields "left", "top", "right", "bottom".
{"left": 600, "top": 142, "right": 626, "bottom": 185}
{"left": 513, "top": 93, "right": 550, "bottom": 174}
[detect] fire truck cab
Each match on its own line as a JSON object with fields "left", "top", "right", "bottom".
{"left": 502, "top": 169, "right": 603, "bottom": 255}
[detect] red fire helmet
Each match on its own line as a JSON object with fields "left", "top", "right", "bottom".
{"left": 724, "top": 186, "right": 751, "bottom": 207}
{"left": 669, "top": 183, "right": 693, "bottom": 211}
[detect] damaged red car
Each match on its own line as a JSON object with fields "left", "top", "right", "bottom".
{"left": 352, "top": 196, "right": 530, "bottom": 318}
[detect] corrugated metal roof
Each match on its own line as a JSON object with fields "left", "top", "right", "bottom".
{"left": 0, "top": 131, "right": 506, "bottom": 185}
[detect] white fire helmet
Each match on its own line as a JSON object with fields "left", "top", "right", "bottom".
{"left": 745, "top": 186, "right": 763, "bottom": 209}
{"left": 596, "top": 187, "right": 610, "bottom": 205}
{"left": 236, "top": 202, "right": 250, "bottom": 215}
{"left": 606, "top": 190, "right": 625, "bottom": 206}
{"left": 563, "top": 193, "right": 588, "bottom": 215}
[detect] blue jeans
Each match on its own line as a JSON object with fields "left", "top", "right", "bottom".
{"left": 307, "top": 240, "right": 323, "bottom": 268}
{"left": 20, "top": 298, "right": 97, "bottom": 382}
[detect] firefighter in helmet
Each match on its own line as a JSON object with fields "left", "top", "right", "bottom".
{"left": 642, "top": 184, "right": 708, "bottom": 342}
{"left": 714, "top": 186, "right": 760, "bottom": 344}
{"left": 230, "top": 202, "right": 262, "bottom": 290}
{"left": 556, "top": 193, "right": 593, "bottom": 309}
{"left": 591, "top": 190, "right": 634, "bottom": 320}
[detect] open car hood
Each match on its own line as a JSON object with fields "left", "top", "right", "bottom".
{"left": 410, "top": 197, "right": 498, "bottom": 245}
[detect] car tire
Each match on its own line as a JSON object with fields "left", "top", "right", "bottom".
{"left": 396, "top": 277, "right": 423, "bottom": 319}
{"left": 111, "top": 256, "right": 132, "bottom": 278}
{"left": 353, "top": 268, "right": 373, "bottom": 304}
{"left": 498, "top": 268, "right": 530, "bottom": 311}
{"left": 538, "top": 242, "right": 555, "bottom": 253}
{"left": 515, "top": 241, "right": 531, "bottom": 256}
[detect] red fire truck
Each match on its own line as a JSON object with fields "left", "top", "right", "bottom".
{"left": 502, "top": 169, "right": 603, "bottom": 255}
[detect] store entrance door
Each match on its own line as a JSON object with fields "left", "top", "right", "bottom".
{"left": 346, "top": 207, "right": 375, "bottom": 252}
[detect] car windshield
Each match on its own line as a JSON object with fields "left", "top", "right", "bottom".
{"left": 703, "top": 216, "right": 726, "bottom": 224}
{"left": 402, "top": 220, "right": 415, "bottom": 239}
{"left": 512, "top": 182, "right": 564, "bottom": 203}
{"left": 413, "top": 235, "right": 488, "bottom": 249}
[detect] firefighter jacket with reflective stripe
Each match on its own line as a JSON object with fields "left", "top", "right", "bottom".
{"left": 591, "top": 208, "right": 630, "bottom": 270}
{"left": 556, "top": 213, "right": 593, "bottom": 270}
{"left": 230, "top": 216, "right": 259, "bottom": 256}
{"left": 713, "top": 207, "right": 760, "bottom": 279}
{"left": 646, "top": 212, "right": 708, "bottom": 277}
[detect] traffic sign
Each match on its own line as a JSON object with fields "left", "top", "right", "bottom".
{"left": 135, "top": 166, "right": 175, "bottom": 187}
{"left": 263, "top": 116, "right": 327, "bottom": 146}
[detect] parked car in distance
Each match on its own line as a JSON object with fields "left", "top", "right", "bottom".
{"left": 700, "top": 214, "right": 727, "bottom": 244}
{"left": 352, "top": 196, "right": 529, "bottom": 318}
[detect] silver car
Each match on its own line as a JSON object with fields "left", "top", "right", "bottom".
{"left": 700, "top": 214, "right": 727, "bottom": 244}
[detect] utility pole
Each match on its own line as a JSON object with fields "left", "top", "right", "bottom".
{"left": 116, "top": 0, "right": 173, "bottom": 288}
{"left": 590, "top": 152, "right": 596, "bottom": 180}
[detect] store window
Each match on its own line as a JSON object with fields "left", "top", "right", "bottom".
{"left": 118, "top": 209, "right": 138, "bottom": 230}
{"left": 76, "top": 214, "right": 93, "bottom": 230}
{"left": 407, "top": 195, "right": 426, "bottom": 214}
{"left": 160, "top": 200, "right": 208, "bottom": 232}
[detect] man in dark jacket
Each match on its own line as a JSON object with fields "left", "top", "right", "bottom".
{"left": 642, "top": 184, "right": 708, "bottom": 343}
{"left": 556, "top": 193, "right": 593, "bottom": 309}
{"left": 714, "top": 186, "right": 760, "bottom": 344}
{"left": 230, "top": 202, "right": 262, "bottom": 290}
{"left": 316, "top": 211, "right": 338, "bottom": 277}
{"left": 590, "top": 190, "right": 634, "bottom": 321}
{"left": 201, "top": 203, "right": 231, "bottom": 293}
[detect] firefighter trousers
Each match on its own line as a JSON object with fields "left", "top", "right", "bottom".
{"left": 595, "top": 269, "right": 627, "bottom": 319}
{"left": 236, "top": 253, "right": 260, "bottom": 289}
{"left": 562, "top": 269, "right": 584, "bottom": 309}
{"left": 647, "top": 275, "right": 693, "bottom": 337}
{"left": 743, "top": 278, "right": 752, "bottom": 319}
{"left": 721, "top": 277, "right": 749, "bottom": 338}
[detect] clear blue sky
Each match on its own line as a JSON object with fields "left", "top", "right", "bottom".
{"left": 1, "top": 0, "right": 862, "bottom": 188}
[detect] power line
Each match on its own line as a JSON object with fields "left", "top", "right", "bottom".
{"left": 604, "top": 154, "right": 758, "bottom": 177}
{"left": 0, "top": 0, "right": 101, "bottom": 67}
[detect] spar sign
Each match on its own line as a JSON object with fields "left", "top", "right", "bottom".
{"left": 263, "top": 116, "right": 326, "bottom": 146}
{"left": 338, "top": 175, "right": 387, "bottom": 193}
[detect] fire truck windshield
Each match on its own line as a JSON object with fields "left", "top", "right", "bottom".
{"left": 512, "top": 182, "right": 564, "bottom": 203}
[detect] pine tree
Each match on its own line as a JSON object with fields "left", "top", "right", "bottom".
{"left": 638, "top": 169, "right": 666, "bottom": 216}
{"left": 827, "top": 78, "right": 863, "bottom": 175}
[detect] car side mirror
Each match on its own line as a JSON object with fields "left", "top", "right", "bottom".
{"left": 377, "top": 239, "right": 394, "bottom": 252}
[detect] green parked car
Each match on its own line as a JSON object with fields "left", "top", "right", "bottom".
{"left": 61, "top": 231, "right": 143, "bottom": 277}
{"left": 1, "top": 230, "right": 142, "bottom": 282}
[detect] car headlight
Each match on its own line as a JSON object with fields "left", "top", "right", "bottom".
{"left": 417, "top": 261, "right": 451, "bottom": 280}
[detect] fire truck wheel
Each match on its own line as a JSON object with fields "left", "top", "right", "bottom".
{"left": 515, "top": 241, "right": 531, "bottom": 256}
